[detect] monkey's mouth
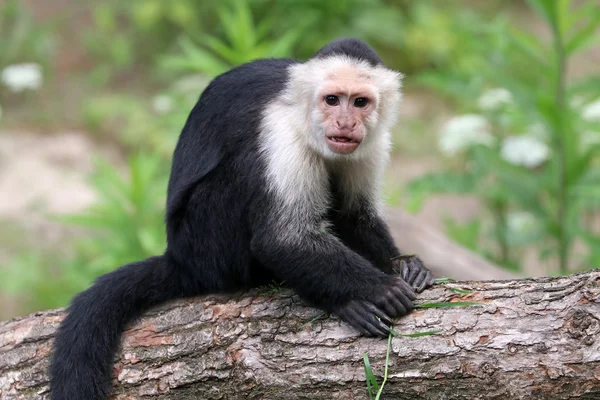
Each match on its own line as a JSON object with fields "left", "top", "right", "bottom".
{"left": 327, "top": 135, "right": 362, "bottom": 154}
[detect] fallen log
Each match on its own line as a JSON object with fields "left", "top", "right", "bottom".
{"left": 1, "top": 270, "right": 599, "bottom": 399}
{"left": 386, "top": 209, "right": 520, "bottom": 281}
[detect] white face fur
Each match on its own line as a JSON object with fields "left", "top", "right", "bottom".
{"left": 288, "top": 55, "right": 403, "bottom": 161}
{"left": 259, "top": 55, "right": 403, "bottom": 235}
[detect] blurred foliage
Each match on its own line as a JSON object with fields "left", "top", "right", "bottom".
{"left": 407, "top": 0, "right": 600, "bottom": 274}
{"left": 0, "top": 0, "right": 598, "bottom": 316}
{"left": 0, "top": 0, "right": 55, "bottom": 69}
{"left": 2, "top": 153, "right": 168, "bottom": 312}
{"left": 161, "top": 1, "right": 313, "bottom": 76}
{"left": 0, "top": 0, "right": 55, "bottom": 100}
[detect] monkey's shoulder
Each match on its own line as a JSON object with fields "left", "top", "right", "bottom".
{"left": 207, "top": 58, "right": 299, "bottom": 95}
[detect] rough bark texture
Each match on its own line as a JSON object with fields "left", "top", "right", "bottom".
{"left": 1, "top": 270, "right": 599, "bottom": 400}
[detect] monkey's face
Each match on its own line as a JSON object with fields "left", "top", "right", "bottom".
{"left": 287, "top": 57, "right": 401, "bottom": 160}
{"left": 316, "top": 70, "right": 377, "bottom": 155}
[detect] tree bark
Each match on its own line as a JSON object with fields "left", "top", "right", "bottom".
{"left": 1, "top": 270, "right": 599, "bottom": 400}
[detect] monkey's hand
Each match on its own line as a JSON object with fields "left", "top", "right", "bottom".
{"left": 393, "top": 255, "right": 435, "bottom": 293}
{"left": 333, "top": 277, "right": 415, "bottom": 337}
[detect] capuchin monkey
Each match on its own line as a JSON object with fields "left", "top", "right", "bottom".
{"left": 50, "top": 37, "right": 434, "bottom": 399}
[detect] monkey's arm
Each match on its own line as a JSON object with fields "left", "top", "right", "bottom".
{"left": 332, "top": 206, "right": 434, "bottom": 292}
{"left": 250, "top": 226, "right": 416, "bottom": 337}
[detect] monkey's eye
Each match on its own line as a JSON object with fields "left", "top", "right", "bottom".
{"left": 354, "top": 97, "right": 369, "bottom": 108}
{"left": 325, "top": 95, "right": 339, "bottom": 106}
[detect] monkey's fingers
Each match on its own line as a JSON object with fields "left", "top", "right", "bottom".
{"left": 362, "top": 301, "right": 394, "bottom": 327}
{"left": 394, "top": 277, "right": 416, "bottom": 300}
{"left": 400, "top": 260, "right": 410, "bottom": 281}
{"left": 406, "top": 260, "right": 422, "bottom": 285}
{"left": 378, "top": 292, "right": 407, "bottom": 318}
{"left": 343, "top": 302, "right": 390, "bottom": 337}
{"left": 399, "top": 256, "right": 435, "bottom": 292}
{"left": 414, "top": 269, "right": 434, "bottom": 293}
{"left": 335, "top": 301, "right": 392, "bottom": 337}
{"left": 389, "top": 283, "right": 414, "bottom": 311}
{"left": 354, "top": 302, "right": 393, "bottom": 337}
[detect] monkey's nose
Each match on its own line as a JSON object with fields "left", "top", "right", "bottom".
{"left": 335, "top": 120, "right": 357, "bottom": 130}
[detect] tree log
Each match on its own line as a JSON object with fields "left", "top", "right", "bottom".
{"left": 386, "top": 209, "right": 520, "bottom": 281}
{"left": 1, "top": 270, "right": 599, "bottom": 399}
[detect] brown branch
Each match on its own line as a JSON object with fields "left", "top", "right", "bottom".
{"left": 1, "top": 270, "right": 599, "bottom": 399}
{"left": 386, "top": 209, "right": 520, "bottom": 281}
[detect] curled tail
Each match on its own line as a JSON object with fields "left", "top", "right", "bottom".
{"left": 50, "top": 255, "right": 185, "bottom": 399}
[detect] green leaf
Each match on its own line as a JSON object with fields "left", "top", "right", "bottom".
{"left": 415, "top": 302, "right": 482, "bottom": 309}
{"left": 526, "top": 0, "right": 557, "bottom": 28}
{"left": 556, "top": 0, "right": 573, "bottom": 35}
{"left": 434, "top": 277, "right": 457, "bottom": 284}
{"left": 449, "top": 288, "right": 474, "bottom": 294}
{"left": 507, "top": 28, "right": 548, "bottom": 67}
{"left": 566, "top": 10, "right": 600, "bottom": 54}
{"left": 161, "top": 36, "right": 230, "bottom": 76}
{"left": 300, "top": 312, "right": 327, "bottom": 329}
{"left": 443, "top": 217, "right": 481, "bottom": 252}
{"left": 406, "top": 171, "right": 477, "bottom": 194}
{"left": 200, "top": 34, "right": 239, "bottom": 64}
{"left": 390, "top": 329, "right": 442, "bottom": 337}
{"left": 363, "top": 354, "right": 379, "bottom": 399}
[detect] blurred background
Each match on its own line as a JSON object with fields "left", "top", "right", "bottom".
{"left": 0, "top": 0, "right": 598, "bottom": 320}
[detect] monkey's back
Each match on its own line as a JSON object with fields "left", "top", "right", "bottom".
{"left": 164, "top": 58, "right": 298, "bottom": 290}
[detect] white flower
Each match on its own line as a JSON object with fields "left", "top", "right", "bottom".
{"left": 1, "top": 63, "right": 43, "bottom": 92}
{"left": 581, "top": 98, "right": 600, "bottom": 122}
{"left": 506, "top": 211, "right": 539, "bottom": 244}
{"left": 570, "top": 95, "right": 586, "bottom": 109}
{"left": 477, "top": 88, "right": 513, "bottom": 111}
{"left": 438, "top": 114, "right": 495, "bottom": 156}
{"left": 582, "top": 131, "right": 600, "bottom": 147}
{"left": 152, "top": 95, "right": 173, "bottom": 114}
{"left": 500, "top": 135, "right": 550, "bottom": 168}
{"left": 507, "top": 211, "right": 537, "bottom": 234}
{"left": 528, "top": 122, "right": 550, "bottom": 141}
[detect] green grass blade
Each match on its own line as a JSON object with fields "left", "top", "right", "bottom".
{"left": 449, "top": 288, "right": 473, "bottom": 294}
{"left": 363, "top": 354, "right": 379, "bottom": 399}
{"left": 434, "top": 277, "right": 457, "bottom": 284}
{"left": 375, "top": 333, "right": 393, "bottom": 400}
{"left": 389, "top": 329, "right": 442, "bottom": 337}
{"left": 416, "top": 302, "right": 482, "bottom": 309}
{"left": 300, "top": 312, "right": 327, "bottom": 329}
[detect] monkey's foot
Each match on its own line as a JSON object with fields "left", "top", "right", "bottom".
{"left": 394, "top": 255, "right": 435, "bottom": 293}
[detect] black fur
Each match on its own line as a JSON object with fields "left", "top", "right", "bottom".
{"left": 49, "top": 38, "right": 433, "bottom": 399}
{"left": 312, "top": 37, "right": 384, "bottom": 67}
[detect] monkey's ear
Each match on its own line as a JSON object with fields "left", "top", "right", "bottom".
{"left": 166, "top": 140, "right": 224, "bottom": 222}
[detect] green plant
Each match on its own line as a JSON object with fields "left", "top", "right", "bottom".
{"left": 1, "top": 152, "right": 170, "bottom": 313}
{"left": 407, "top": 0, "right": 600, "bottom": 273}
{"left": 362, "top": 297, "right": 477, "bottom": 399}
{"left": 0, "top": 1, "right": 55, "bottom": 71}
{"left": 62, "top": 152, "right": 169, "bottom": 271}
{"left": 161, "top": 0, "right": 310, "bottom": 77}
{"left": 81, "top": 1, "right": 213, "bottom": 86}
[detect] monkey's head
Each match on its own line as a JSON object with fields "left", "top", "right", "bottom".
{"left": 287, "top": 42, "right": 402, "bottom": 160}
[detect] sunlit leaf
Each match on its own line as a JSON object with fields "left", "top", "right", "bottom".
{"left": 566, "top": 11, "right": 600, "bottom": 54}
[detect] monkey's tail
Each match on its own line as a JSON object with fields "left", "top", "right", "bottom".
{"left": 49, "top": 255, "right": 188, "bottom": 400}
